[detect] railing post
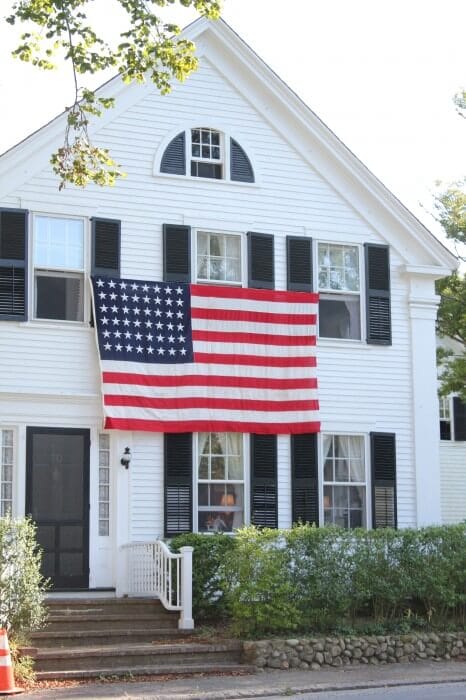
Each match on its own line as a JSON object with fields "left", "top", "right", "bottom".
{"left": 178, "top": 546, "right": 194, "bottom": 630}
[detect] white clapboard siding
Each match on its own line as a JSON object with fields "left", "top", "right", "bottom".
{"left": 440, "top": 443, "right": 466, "bottom": 524}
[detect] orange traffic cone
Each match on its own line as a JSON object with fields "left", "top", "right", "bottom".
{"left": 0, "top": 629, "right": 23, "bottom": 695}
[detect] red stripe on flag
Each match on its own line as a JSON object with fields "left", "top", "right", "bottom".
{"left": 102, "top": 372, "right": 317, "bottom": 390}
{"left": 104, "top": 395, "right": 319, "bottom": 412}
{"left": 191, "top": 307, "right": 316, "bottom": 325}
{"left": 191, "top": 284, "right": 319, "bottom": 304}
{"left": 194, "top": 352, "right": 317, "bottom": 367}
{"left": 192, "top": 330, "right": 316, "bottom": 346}
{"left": 105, "top": 417, "right": 321, "bottom": 435}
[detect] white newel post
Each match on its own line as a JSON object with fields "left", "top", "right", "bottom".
{"left": 178, "top": 546, "right": 194, "bottom": 629}
{"left": 407, "top": 268, "right": 443, "bottom": 526}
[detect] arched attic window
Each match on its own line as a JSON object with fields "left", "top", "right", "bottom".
{"left": 160, "top": 129, "right": 254, "bottom": 183}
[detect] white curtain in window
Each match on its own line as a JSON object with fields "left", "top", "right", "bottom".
{"left": 348, "top": 436, "right": 365, "bottom": 481}
{"left": 226, "top": 432, "right": 242, "bottom": 456}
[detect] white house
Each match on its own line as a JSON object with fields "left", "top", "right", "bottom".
{"left": 0, "top": 18, "right": 457, "bottom": 593}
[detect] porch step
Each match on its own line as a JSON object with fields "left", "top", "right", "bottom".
{"left": 30, "top": 627, "right": 185, "bottom": 647}
{"left": 29, "top": 598, "right": 251, "bottom": 680}
{"left": 34, "top": 641, "right": 244, "bottom": 673}
{"left": 36, "top": 662, "right": 256, "bottom": 681}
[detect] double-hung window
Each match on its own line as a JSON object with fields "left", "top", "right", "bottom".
{"left": 190, "top": 128, "right": 223, "bottom": 179}
{"left": 34, "top": 215, "right": 85, "bottom": 322}
{"left": 439, "top": 396, "right": 452, "bottom": 440}
{"left": 323, "top": 434, "right": 367, "bottom": 528}
{"left": 318, "top": 243, "right": 361, "bottom": 340}
{"left": 197, "top": 432, "right": 245, "bottom": 533}
{"left": 196, "top": 231, "right": 242, "bottom": 284}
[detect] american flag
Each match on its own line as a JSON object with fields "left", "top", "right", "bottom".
{"left": 91, "top": 276, "right": 320, "bottom": 434}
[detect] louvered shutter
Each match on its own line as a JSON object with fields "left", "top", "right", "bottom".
{"left": 230, "top": 138, "right": 254, "bottom": 183}
{"left": 287, "top": 236, "right": 313, "bottom": 292}
{"left": 370, "top": 432, "right": 397, "bottom": 528}
{"left": 453, "top": 397, "right": 466, "bottom": 441}
{"left": 247, "top": 232, "right": 274, "bottom": 289}
{"left": 250, "top": 434, "right": 278, "bottom": 528}
{"left": 365, "top": 244, "right": 391, "bottom": 345}
{"left": 160, "top": 132, "right": 186, "bottom": 175}
{"left": 163, "top": 224, "right": 191, "bottom": 283}
{"left": 0, "top": 208, "right": 28, "bottom": 320}
{"left": 91, "top": 218, "right": 120, "bottom": 277}
{"left": 291, "top": 433, "right": 318, "bottom": 525}
{"left": 164, "top": 433, "right": 193, "bottom": 537}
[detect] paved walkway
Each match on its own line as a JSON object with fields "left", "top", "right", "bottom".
{"left": 21, "top": 659, "right": 466, "bottom": 699}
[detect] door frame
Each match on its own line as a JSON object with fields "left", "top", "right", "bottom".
{"left": 26, "top": 426, "right": 90, "bottom": 590}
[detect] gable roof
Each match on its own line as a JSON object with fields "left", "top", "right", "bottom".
{"left": 0, "top": 17, "right": 457, "bottom": 272}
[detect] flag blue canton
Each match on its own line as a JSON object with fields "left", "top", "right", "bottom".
{"left": 92, "top": 277, "right": 194, "bottom": 364}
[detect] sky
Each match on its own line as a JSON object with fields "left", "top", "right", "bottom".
{"left": 0, "top": 0, "right": 465, "bottom": 241}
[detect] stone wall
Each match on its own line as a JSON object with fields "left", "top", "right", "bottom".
{"left": 242, "top": 632, "right": 465, "bottom": 670}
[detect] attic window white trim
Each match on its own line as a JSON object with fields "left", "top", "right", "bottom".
{"left": 154, "top": 125, "right": 257, "bottom": 185}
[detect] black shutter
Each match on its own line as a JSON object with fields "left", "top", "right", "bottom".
{"left": 91, "top": 218, "right": 120, "bottom": 277}
{"left": 370, "top": 432, "right": 397, "bottom": 528}
{"left": 250, "top": 434, "right": 278, "bottom": 528}
{"left": 230, "top": 138, "right": 254, "bottom": 183}
{"left": 163, "top": 224, "right": 191, "bottom": 282}
{"left": 453, "top": 397, "right": 466, "bottom": 441}
{"left": 164, "top": 433, "right": 192, "bottom": 537}
{"left": 160, "top": 132, "right": 186, "bottom": 175}
{"left": 365, "top": 244, "right": 391, "bottom": 345}
{"left": 247, "top": 232, "right": 274, "bottom": 289}
{"left": 291, "top": 434, "right": 318, "bottom": 525}
{"left": 0, "top": 208, "right": 28, "bottom": 320}
{"left": 287, "top": 236, "right": 313, "bottom": 292}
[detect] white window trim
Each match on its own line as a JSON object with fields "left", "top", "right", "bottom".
{"left": 0, "top": 427, "right": 16, "bottom": 517}
{"left": 314, "top": 240, "right": 366, "bottom": 344}
{"left": 193, "top": 228, "right": 246, "bottom": 287}
{"left": 193, "top": 433, "right": 250, "bottom": 534}
{"left": 439, "top": 395, "right": 453, "bottom": 441}
{"left": 30, "top": 212, "right": 90, "bottom": 325}
{"left": 319, "top": 431, "right": 372, "bottom": 529}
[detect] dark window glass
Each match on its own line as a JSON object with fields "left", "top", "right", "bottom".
{"left": 36, "top": 275, "right": 83, "bottom": 321}
{"left": 440, "top": 420, "right": 451, "bottom": 440}
{"left": 191, "top": 161, "right": 222, "bottom": 179}
{"left": 319, "top": 297, "right": 361, "bottom": 340}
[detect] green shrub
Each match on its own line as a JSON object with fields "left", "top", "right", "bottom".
{"left": 222, "top": 526, "right": 300, "bottom": 637}
{"left": 170, "top": 532, "right": 236, "bottom": 621}
{"left": 0, "top": 516, "right": 48, "bottom": 635}
{"left": 217, "top": 523, "right": 466, "bottom": 637}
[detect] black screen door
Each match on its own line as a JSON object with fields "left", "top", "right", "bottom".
{"left": 26, "top": 427, "right": 90, "bottom": 589}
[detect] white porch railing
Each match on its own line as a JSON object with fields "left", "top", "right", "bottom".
{"left": 121, "top": 541, "right": 194, "bottom": 629}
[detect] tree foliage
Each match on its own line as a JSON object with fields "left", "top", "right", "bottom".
{"left": 435, "top": 91, "right": 466, "bottom": 400}
{"left": 6, "top": 0, "right": 222, "bottom": 189}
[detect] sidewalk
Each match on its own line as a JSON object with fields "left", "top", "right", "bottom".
{"left": 22, "top": 659, "right": 466, "bottom": 699}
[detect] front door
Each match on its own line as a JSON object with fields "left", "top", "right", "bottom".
{"left": 26, "top": 427, "right": 90, "bottom": 589}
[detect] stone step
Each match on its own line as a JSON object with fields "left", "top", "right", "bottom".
{"left": 30, "top": 627, "right": 186, "bottom": 648}
{"left": 35, "top": 641, "right": 243, "bottom": 673}
{"left": 36, "top": 662, "right": 256, "bottom": 681}
{"left": 43, "top": 612, "right": 178, "bottom": 632}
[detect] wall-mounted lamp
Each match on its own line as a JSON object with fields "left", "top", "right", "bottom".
{"left": 120, "top": 447, "right": 131, "bottom": 469}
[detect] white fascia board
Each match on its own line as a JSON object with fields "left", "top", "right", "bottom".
{"left": 403, "top": 264, "right": 457, "bottom": 280}
{"left": 188, "top": 19, "right": 457, "bottom": 272}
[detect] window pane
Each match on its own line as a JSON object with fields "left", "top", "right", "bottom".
{"left": 99, "top": 434, "right": 110, "bottom": 450}
{"left": 324, "top": 459, "right": 333, "bottom": 481}
{"left": 349, "top": 485, "right": 365, "bottom": 508}
{"left": 198, "top": 484, "right": 209, "bottom": 506}
{"left": 319, "top": 296, "right": 361, "bottom": 340}
{"left": 192, "top": 144, "right": 201, "bottom": 158}
{"left": 211, "top": 433, "right": 225, "bottom": 454}
{"left": 35, "top": 217, "right": 84, "bottom": 269}
{"left": 335, "top": 459, "right": 349, "bottom": 481}
{"left": 211, "top": 457, "right": 225, "bottom": 480}
{"left": 199, "top": 433, "right": 210, "bottom": 454}
{"left": 334, "top": 485, "right": 348, "bottom": 508}
{"left": 209, "top": 258, "right": 225, "bottom": 280}
{"left": 335, "top": 436, "right": 349, "bottom": 458}
{"left": 211, "top": 132, "right": 220, "bottom": 146}
{"left": 192, "top": 129, "right": 200, "bottom": 143}
{"left": 228, "top": 456, "right": 243, "bottom": 480}
{"left": 199, "top": 456, "right": 209, "bottom": 479}
{"left": 197, "top": 232, "right": 208, "bottom": 256}
{"left": 36, "top": 274, "right": 84, "bottom": 322}
{"left": 197, "top": 256, "right": 208, "bottom": 279}
{"left": 209, "top": 235, "right": 224, "bottom": 257}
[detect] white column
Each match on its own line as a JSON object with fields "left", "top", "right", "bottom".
{"left": 178, "top": 546, "right": 194, "bottom": 630}
{"left": 408, "top": 277, "right": 442, "bottom": 526}
{"left": 115, "top": 432, "right": 132, "bottom": 596}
